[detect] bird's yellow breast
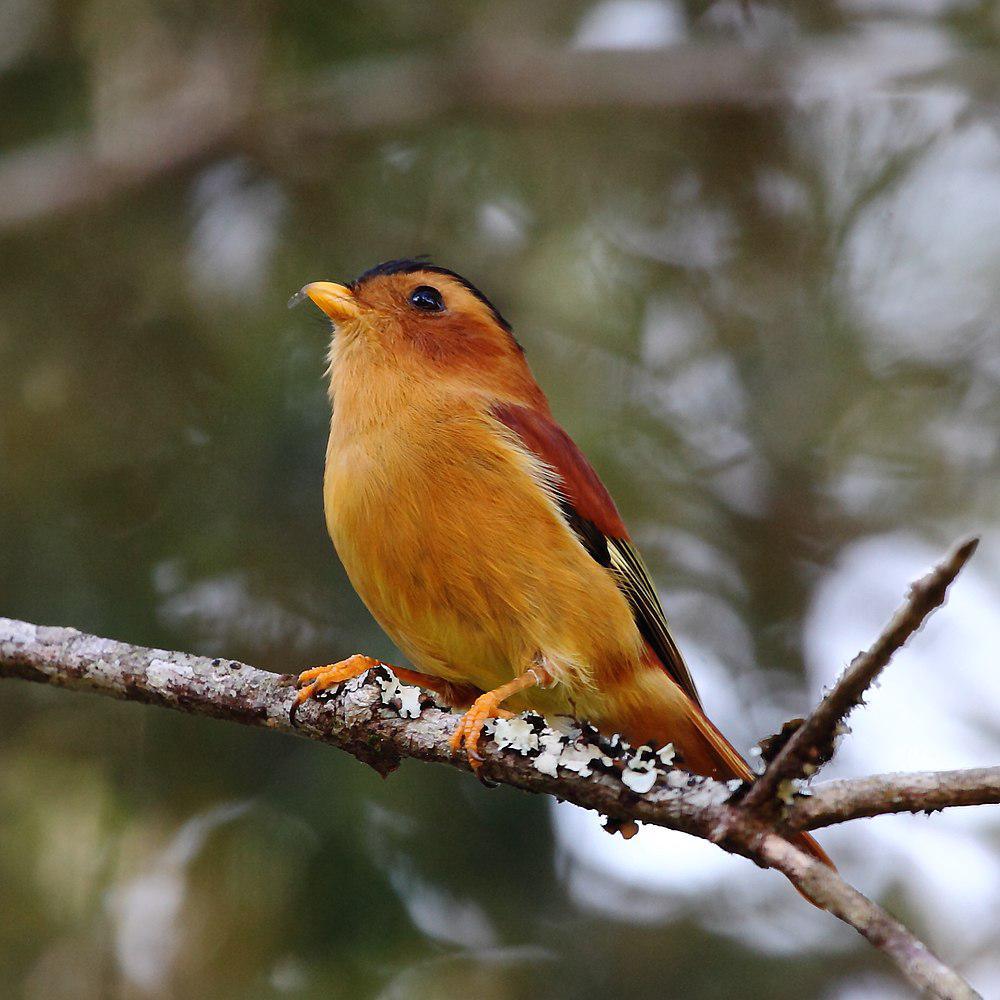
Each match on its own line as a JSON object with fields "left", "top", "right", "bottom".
{"left": 323, "top": 342, "right": 642, "bottom": 706}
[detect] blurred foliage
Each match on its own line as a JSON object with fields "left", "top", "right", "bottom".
{"left": 1, "top": 1, "right": 999, "bottom": 998}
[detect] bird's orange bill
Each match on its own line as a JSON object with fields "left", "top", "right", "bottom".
{"left": 293, "top": 281, "right": 361, "bottom": 322}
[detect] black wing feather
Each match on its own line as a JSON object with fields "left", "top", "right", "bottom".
{"left": 559, "top": 500, "right": 703, "bottom": 709}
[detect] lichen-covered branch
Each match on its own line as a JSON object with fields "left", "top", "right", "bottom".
{"left": 0, "top": 617, "right": 748, "bottom": 830}
{"left": 739, "top": 537, "right": 979, "bottom": 819}
{"left": 0, "top": 597, "right": 988, "bottom": 999}
{"left": 786, "top": 767, "right": 1000, "bottom": 832}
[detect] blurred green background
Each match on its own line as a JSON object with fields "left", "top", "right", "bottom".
{"left": 2, "top": 2, "right": 999, "bottom": 998}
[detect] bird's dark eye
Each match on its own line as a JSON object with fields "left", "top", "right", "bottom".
{"left": 409, "top": 285, "right": 445, "bottom": 312}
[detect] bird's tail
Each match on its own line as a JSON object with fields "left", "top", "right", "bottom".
{"left": 677, "top": 691, "right": 835, "bottom": 871}
{"left": 605, "top": 653, "right": 835, "bottom": 874}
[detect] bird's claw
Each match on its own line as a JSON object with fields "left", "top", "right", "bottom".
{"left": 448, "top": 698, "right": 518, "bottom": 775}
{"left": 289, "top": 654, "right": 379, "bottom": 723}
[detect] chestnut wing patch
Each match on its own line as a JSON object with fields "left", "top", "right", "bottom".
{"left": 491, "top": 402, "right": 702, "bottom": 708}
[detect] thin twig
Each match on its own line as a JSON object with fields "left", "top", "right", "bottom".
{"left": 740, "top": 537, "right": 979, "bottom": 819}
{"left": 758, "top": 834, "right": 980, "bottom": 1000}
{"left": 787, "top": 767, "right": 1000, "bottom": 831}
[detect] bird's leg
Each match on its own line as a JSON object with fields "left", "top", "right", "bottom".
{"left": 291, "top": 655, "right": 479, "bottom": 721}
{"left": 449, "top": 665, "right": 553, "bottom": 771}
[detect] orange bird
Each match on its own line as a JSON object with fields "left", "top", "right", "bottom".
{"left": 293, "top": 259, "right": 831, "bottom": 867}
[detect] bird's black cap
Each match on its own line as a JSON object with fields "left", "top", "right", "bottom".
{"left": 351, "top": 258, "right": 513, "bottom": 333}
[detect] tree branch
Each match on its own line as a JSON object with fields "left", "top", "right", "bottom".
{"left": 0, "top": 616, "right": 985, "bottom": 998}
{"left": 0, "top": 35, "right": 975, "bottom": 232}
{"left": 758, "top": 834, "right": 979, "bottom": 1000}
{"left": 786, "top": 767, "right": 1000, "bottom": 832}
{"left": 0, "top": 617, "right": 754, "bottom": 834}
{"left": 0, "top": 537, "right": 988, "bottom": 998}
{"left": 740, "top": 537, "right": 979, "bottom": 819}
{"left": 0, "top": 42, "right": 779, "bottom": 231}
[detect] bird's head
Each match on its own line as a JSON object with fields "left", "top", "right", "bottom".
{"left": 295, "top": 259, "right": 531, "bottom": 394}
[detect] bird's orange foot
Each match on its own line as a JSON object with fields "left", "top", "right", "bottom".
{"left": 448, "top": 667, "right": 550, "bottom": 772}
{"left": 290, "top": 654, "right": 380, "bottom": 722}
{"left": 448, "top": 697, "right": 515, "bottom": 770}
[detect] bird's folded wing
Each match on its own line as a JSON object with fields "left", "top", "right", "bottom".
{"left": 490, "top": 401, "right": 703, "bottom": 709}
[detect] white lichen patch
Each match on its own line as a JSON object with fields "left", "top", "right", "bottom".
{"left": 548, "top": 716, "right": 581, "bottom": 739}
{"left": 485, "top": 716, "right": 540, "bottom": 754}
{"left": 480, "top": 712, "right": 615, "bottom": 779}
{"left": 621, "top": 766, "right": 657, "bottom": 794}
{"left": 374, "top": 672, "right": 423, "bottom": 718}
{"left": 477, "top": 710, "right": 690, "bottom": 799}
{"left": 3, "top": 618, "right": 38, "bottom": 644}
{"left": 532, "top": 727, "right": 572, "bottom": 776}
{"left": 148, "top": 657, "right": 191, "bottom": 687}
{"left": 555, "top": 741, "right": 605, "bottom": 777}
{"left": 373, "top": 672, "right": 396, "bottom": 701}
{"left": 621, "top": 744, "right": 659, "bottom": 794}
{"left": 683, "top": 780, "right": 732, "bottom": 810}
{"left": 533, "top": 748, "right": 561, "bottom": 777}
{"left": 397, "top": 685, "right": 422, "bottom": 718}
